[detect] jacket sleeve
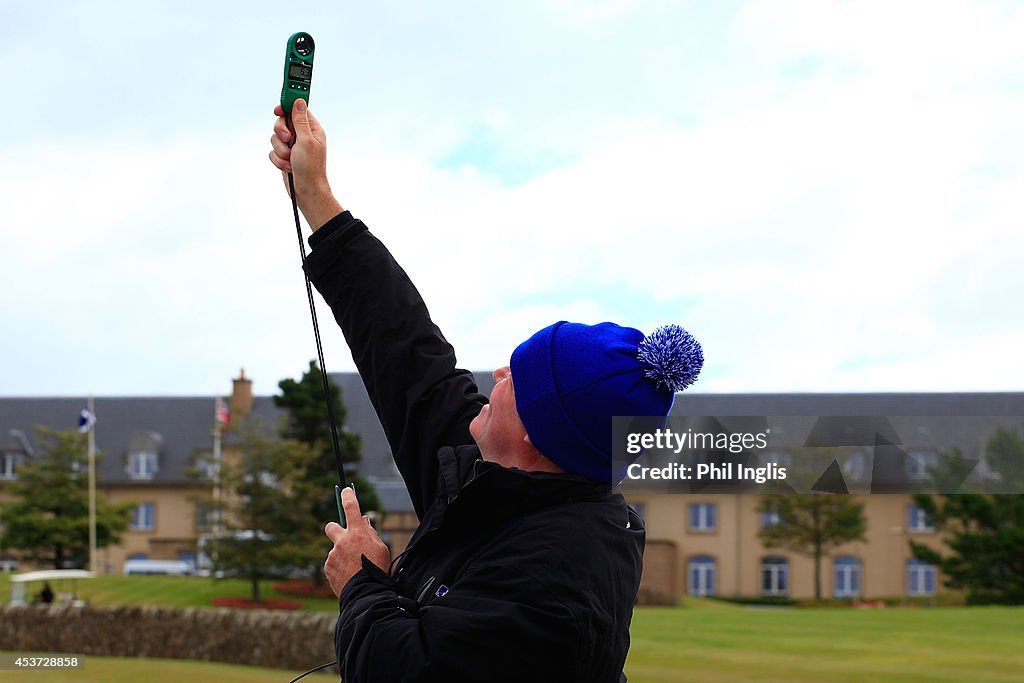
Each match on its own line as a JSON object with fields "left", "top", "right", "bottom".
{"left": 334, "top": 557, "right": 584, "bottom": 683}
{"left": 303, "top": 212, "right": 487, "bottom": 519}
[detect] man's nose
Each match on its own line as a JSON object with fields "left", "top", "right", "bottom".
{"left": 493, "top": 366, "right": 511, "bottom": 382}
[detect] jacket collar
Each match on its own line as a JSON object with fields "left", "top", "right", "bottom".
{"left": 444, "top": 456, "right": 617, "bottom": 531}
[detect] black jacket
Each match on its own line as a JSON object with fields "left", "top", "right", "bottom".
{"left": 305, "top": 212, "right": 645, "bottom": 683}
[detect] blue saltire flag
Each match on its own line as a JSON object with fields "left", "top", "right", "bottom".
{"left": 78, "top": 409, "right": 96, "bottom": 433}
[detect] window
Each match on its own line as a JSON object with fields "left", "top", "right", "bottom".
{"left": 129, "top": 452, "right": 159, "bottom": 480}
{"left": 195, "top": 503, "right": 216, "bottom": 531}
{"left": 688, "top": 555, "right": 716, "bottom": 596}
{"left": 908, "top": 559, "right": 937, "bottom": 596}
{"left": 842, "top": 450, "right": 865, "bottom": 480}
{"left": 689, "top": 503, "right": 716, "bottom": 532}
{"left": 761, "top": 508, "right": 782, "bottom": 529}
{"left": 690, "top": 451, "right": 712, "bottom": 467}
{"left": 759, "top": 451, "right": 792, "bottom": 469}
{"left": 906, "top": 450, "right": 936, "bottom": 480}
{"left": 834, "top": 556, "right": 862, "bottom": 598}
{"left": 195, "top": 455, "right": 218, "bottom": 481}
{"left": 761, "top": 556, "right": 789, "bottom": 596}
{"left": 0, "top": 452, "right": 17, "bottom": 480}
{"left": 907, "top": 505, "right": 934, "bottom": 532}
{"left": 130, "top": 503, "right": 156, "bottom": 531}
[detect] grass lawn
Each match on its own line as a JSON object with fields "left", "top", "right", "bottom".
{"left": 627, "top": 598, "right": 1024, "bottom": 683}
{"left": 0, "top": 573, "right": 339, "bottom": 613}
{"left": 0, "top": 655, "right": 333, "bottom": 682}
{"left": 2, "top": 577, "right": 1022, "bottom": 682}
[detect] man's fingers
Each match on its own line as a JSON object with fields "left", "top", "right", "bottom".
{"left": 274, "top": 117, "right": 291, "bottom": 144}
{"left": 325, "top": 521, "right": 344, "bottom": 544}
{"left": 270, "top": 132, "right": 291, "bottom": 160}
{"left": 341, "top": 485, "right": 362, "bottom": 528}
{"left": 268, "top": 150, "right": 292, "bottom": 173}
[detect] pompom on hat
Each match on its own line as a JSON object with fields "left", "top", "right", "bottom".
{"left": 510, "top": 321, "right": 703, "bottom": 483}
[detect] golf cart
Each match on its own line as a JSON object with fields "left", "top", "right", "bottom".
{"left": 8, "top": 569, "right": 95, "bottom": 606}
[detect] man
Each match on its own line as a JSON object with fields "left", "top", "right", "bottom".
{"left": 268, "top": 99, "right": 702, "bottom": 682}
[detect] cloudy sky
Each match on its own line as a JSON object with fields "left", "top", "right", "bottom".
{"left": 1, "top": 0, "right": 1022, "bottom": 398}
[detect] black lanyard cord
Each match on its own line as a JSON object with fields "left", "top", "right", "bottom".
{"left": 289, "top": 659, "right": 338, "bottom": 682}
{"left": 282, "top": 120, "right": 345, "bottom": 683}
{"left": 287, "top": 165, "right": 348, "bottom": 489}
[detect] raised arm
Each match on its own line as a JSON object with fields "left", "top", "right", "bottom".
{"left": 269, "top": 101, "right": 486, "bottom": 518}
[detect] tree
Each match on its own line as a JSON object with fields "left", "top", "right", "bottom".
{"left": 274, "top": 361, "right": 380, "bottom": 534}
{"left": 909, "top": 425, "right": 1024, "bottom": 604}
{"left": 984, "top": 425, "right": 1024, "bottom": 492}
{"left": 0, "top": 426, "right": 133, "bottom": 569}
{"left": 205, "top": 423, "right": 323, "bottom": 604}
{"left": 757, "top": 494, "right": 867, "bottom": 601}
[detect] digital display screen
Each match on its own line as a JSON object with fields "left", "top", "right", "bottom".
{"left": 289, "top": 64, "right": 312, "bottom": 81}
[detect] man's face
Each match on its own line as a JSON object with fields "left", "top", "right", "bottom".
{"left": 469, "top": 365, "right": 529, "bottom": 459}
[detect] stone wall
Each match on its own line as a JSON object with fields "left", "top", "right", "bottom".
{"left": 0, "top": 604, "right": 337, "bottom": 672}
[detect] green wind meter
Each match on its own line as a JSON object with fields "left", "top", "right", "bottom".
{"left": 281, "top": 32, "right": 314, "bottom": 115}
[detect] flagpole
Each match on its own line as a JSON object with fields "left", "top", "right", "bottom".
{"left": 213, "top": 398, "right": 223, "bottom": 535}
{"left": 87, "top": 394, "right": 97, "bottom": 574}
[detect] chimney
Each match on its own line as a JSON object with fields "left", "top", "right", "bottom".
{"left": 231, "top": 368, "right": 253, "bottom": 424}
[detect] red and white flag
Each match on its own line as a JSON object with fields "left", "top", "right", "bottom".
{"left": 215, "top": 397, "right": 230, "bottom": 426}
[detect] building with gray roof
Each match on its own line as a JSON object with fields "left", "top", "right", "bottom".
{"left": 2, "top": 373, "right": 1021, "bottom": 592}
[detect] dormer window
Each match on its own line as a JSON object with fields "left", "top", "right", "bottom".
{"left": 0, "top": 451, "right": 18, "bottom": 480}
{"left": 129, "top": 451, "right": 159, "bottom": 480}
{"left": 907, "top": 450, "right": 937, "bottom": 480}
{"left": 842, "top": 450, "right": 866, "bottom": 481}
{"left": 126, "top": 431, "right": 162, "bottom": 481}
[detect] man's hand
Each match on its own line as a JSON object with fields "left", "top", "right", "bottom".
{"left": 269, "top": 99, "right": 343, "bottom": 231}
{"left": 324, "top": 486, "right": 391, "bottom": 597}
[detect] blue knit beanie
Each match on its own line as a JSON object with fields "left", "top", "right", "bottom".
{"left": 510, "top": 321, "right": 703, "bottom": 483}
